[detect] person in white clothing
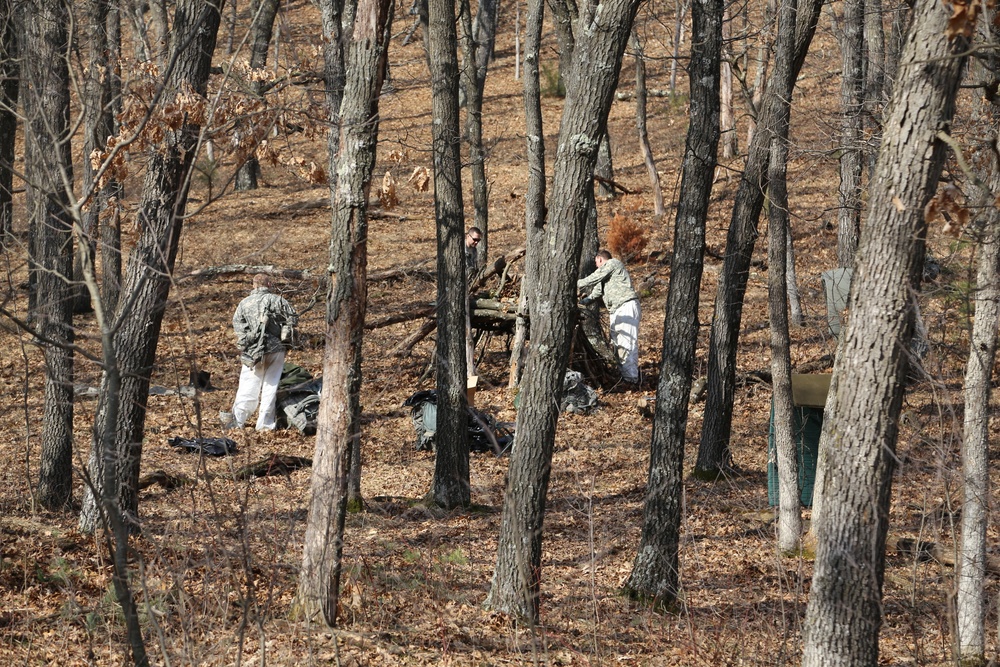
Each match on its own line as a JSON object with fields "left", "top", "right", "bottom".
{"left": 228, "top": 274, "right": 298, "bottom": 430}
{"left": 577, "top": 249, "right": 641, "bottom": 384}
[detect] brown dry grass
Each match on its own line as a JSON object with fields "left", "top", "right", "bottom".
{"left": 0, "top": 0, "right": 993, "bottom": 665}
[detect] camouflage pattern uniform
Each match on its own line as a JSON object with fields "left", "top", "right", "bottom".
{"left": 578, "top": 257, "right": 641, "bottom": 383}
{"left": 230, "top": 287, "right": 298, "bottom": 430}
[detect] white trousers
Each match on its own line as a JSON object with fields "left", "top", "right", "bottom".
{"left": 232, "top": 350, "right": 285, "bottom": 430}
{"left": 610, "top": 300, "right": 641, "bottom": 383}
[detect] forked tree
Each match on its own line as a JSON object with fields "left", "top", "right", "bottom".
{"left": 801, "top": 0, "right": 971, "bottom": 662}
{"left": 485, "top": 0, "right": 641, "bottom": 621}
{"left": 295, "top": 0, "right": 393, "bottom": 626}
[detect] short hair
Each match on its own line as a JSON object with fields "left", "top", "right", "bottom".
{"left": 253, "top": 274, "right": 273, "bottom": 289}
{"left": 468, "top": 226, "right": 483, "bottom": 237}
{"left": 596, "top": 249, "right": 612, "bottom": 261}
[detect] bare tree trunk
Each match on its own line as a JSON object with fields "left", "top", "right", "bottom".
{"left": 669, "top": 0, "right": 688, "bottom": 95}
{"left": 955, "top": 37, "right": 1000, "bottom": 664}
{"left": 622, "top": 0, "right": 721, "bottom": 607}
{"left": 720, "top": 3, "right": 737, "bottom": 158}
{"left": 836, "top": 0, "right": 863, "bottom": 267}
{"left": 695, "top": 0, "right": 822, "bottom": 475}
{"left": 74, "top": 0, "right": 117, "bottom": 314}
{"left": 0, "top": 0, "right": 17, "bottom": 242}
{"left": 546, "top": 0, "right": 576, "bottom": 93}
{"left": 801, "top": 0, "right": 969, "bottom": 661}
{"left": 234, "top": 0, "right": 281, "bottom": 191}
{"left": 485, "top": 0, "right": 640, "bottom": 621}
{"left": 507, "top": 0, "right": 544, "bottom": 393}
{"left": 294, "top": 0, "right": 392, "bottom": 625}
{"left": 21, "top": 0, "right": 75, "bottom": 511}
{"left": 100, "top": 2, "right": 123, "bottom": 315}
{"left": 80, "top": 0, "right": 224, "bottom": 534}
{"left": 956, "top": 205, "right": 999, "bottom": 667}
{"left": 633, "top": 33, "right": 665, "bottom": 218}
{"left": 863, "top": 0, "right": 886, "bottom": 178}
{"left": 785, "top": 225, "right": 803, "bottom": 325}
{"left": 765, "top": 0, "right": 799, "bottom": 554}
{"left": 459, "top": 0, "right": 489, "bottom": 259}
{"left": 745, "top": 0, "right": 774, "bottom": 147}
{"left": 421, "top": 0, "right": 471, "bottom": 509}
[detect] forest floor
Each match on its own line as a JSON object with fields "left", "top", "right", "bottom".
{"left": 0, "top": 0, "right": 994, "bottom": 665}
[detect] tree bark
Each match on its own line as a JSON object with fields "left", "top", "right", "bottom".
{"left": 954, "top": 38, "right": 1000, "bottom": 665}
{"left": 836, "top": 0, "right": 863, "bottom": 267}
{"left": 801, "top": 0, "right": 969, "bottom": 662}
{"left": 765, "top": 0, "right": 799, "bottom": 554}
{"left": 21, "top": 0, "right": 75, "bottom": 511}
{"left": 234, "top": 0, "right": 281, "bottom": 191}
{"left": 720, "top": 3, "right": 737, "bottom": 158}
{"left": 956, "top": 201, "right": 999, "bottom": 667}
{"left": 80, "top": 0, "right": 224, "bottom": 533}
{"left": 695, "top": 0, "right": 822, "bottom": 475}
{"left": 74, "top": 0, "right": 118, "bottom": 314}
{"left": 459, "top": 0, "right": 489, "bottom": 258}
{"left": 622, "top": 0, "right": 721, "bottom": 607}
{"left": 421, "top": 0, "right": 470, "bottom": 508}
{"left": 0, "top": 0, "right": 17, "bottom": 242}
{"left": 486, "top": 0, "right": 641, "bottom": 621}
{"left": 546, "top": 0, "right": 577, "bottom": 92}
{"left": 633, "top": 33, "right": 665, "bottom": 218}
{"left": 294, "top": 0, "right": 392, "bottom": 625}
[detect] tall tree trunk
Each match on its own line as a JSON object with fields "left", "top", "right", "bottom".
{"left": 421, "top": 0, "right": 470, "bottom": 508}
{"left": 765, "top": 0, "right": 798, "bottom": 554}
{"left": 954, "top": 36, "right": 1000, "bottom": 664}
{"left": 485, "top": 0, "right": 640, "bottom": 621}
{"left": 719, "top": 2, "right": 736, "bottom": 158}
{"left": 99, "top": 2, "right": 123, "bottom": 315}
{"left": 0, "top": 0, "right": 17, "bottom": 242}
{"left": 80, "top": 0, "right": 224, "bottom": 534}
{"left": 234, "top": 0, "right": 280, "bottom": 191}
{"left": 21, "top": 0, "right": 75, "bottom": 511}
{"left": 546, "top": 0, "right": 577, "bottom": 92}
{"left": 836, "top": 0, "right": 863, "bottom": 267}
{"left": 294, "top": 0, "right": 392, "bottom": 625}
{"left": 695, "top": 0, "right": 822, "bottom": 475}
{"left": 633, "top": 33, "right": 665, "bottom": 218}
{"left": 459, "top": 0, "right": 489, "bottom": 259}
{"left": 621, "top": 0, "right": 721, "bottom": 607}
{"left": 801, "top": 0, "right": 970, "bottom": 662}
{"left": 863, "top": 0, "right": 885, "bottom": 178}
{"left": 74, "top": 0, "right": 117, "bottom": 315}
{"left": 956, "top": 202, "right": 999, "bottom": 667}
{"left": 507, "top": 0, "right": 545, "bottom": 392}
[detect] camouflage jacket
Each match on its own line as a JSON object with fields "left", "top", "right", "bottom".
{"left": 232, "top": 287, "right": 298, "bottom": 366}
{"left": 465, "top": 243, "right": 479, "bottom": 281}
{"left": 577, "top": 258, "right": 638, "bottom": 313}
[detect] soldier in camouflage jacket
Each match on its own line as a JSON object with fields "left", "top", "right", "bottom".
{"left": 229, "top": 274, "right": 298, "bottom": 430}
{"left": 577, "top": 249, "right": 641, "bottom": 384}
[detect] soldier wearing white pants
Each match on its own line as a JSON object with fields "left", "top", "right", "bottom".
{"left": 577, "top": 250, "right": 641, "bottom": 384}
{"left": 229, "top": 274, "right": 298, "bottom": 430}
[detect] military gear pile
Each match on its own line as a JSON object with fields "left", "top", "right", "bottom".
{"left": 275, "top": 364, "right": 321, "bottom": 435}
{"left": 403, "top": 390, "right": 514, "bottom": 455}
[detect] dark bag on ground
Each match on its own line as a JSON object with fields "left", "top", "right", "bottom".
{"left": 168, "top": 436, "right": 238, "bottom": 456}
{"left": 276, "top": 363, "right": 321, "bottom": 435}
{"left": 403, "top": 390, "right": 514, "bottom": 455}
